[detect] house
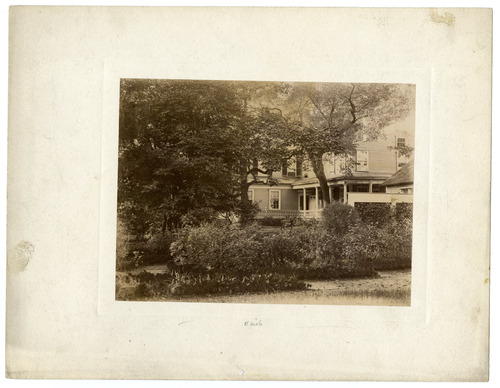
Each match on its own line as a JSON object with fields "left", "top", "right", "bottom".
{"left": 380, "top": 159, "right": 414, "bottom": 194}
{"left": 248, "top": 122, "right": 414, "bottom": 219}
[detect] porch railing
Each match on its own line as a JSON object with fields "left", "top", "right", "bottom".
{"left": 255, "top": 209, "right": 323, "bottom": 219}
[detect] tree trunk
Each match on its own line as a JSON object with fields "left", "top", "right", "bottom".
{"left": 309, "top": 154, "right": 331, "bottom": 204}
{"left": 240, "top": 180, "right": 250, "bottom": 202}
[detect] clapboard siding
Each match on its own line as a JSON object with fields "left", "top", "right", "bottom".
{"left": 250, "top": 186, "right": 298, "bottom": 211}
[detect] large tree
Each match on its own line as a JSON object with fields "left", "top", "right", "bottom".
{"left": 118, "top": 79, "right": 413, "bottom": 236}
{"left": 280, "top": 82, "right": 414, "bottom": 204}
{"left": 118, "top": 79, "right": 293, "bottom": 234}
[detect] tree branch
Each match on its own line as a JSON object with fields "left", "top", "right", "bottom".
{"left": 340, "top": 84, "right": 359, "bottom": 123}
{"left": 308, "top": 95, "right": 330, "bottom": 125}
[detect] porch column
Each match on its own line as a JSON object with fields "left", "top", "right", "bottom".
{"left": 369, "top": 181, "right": 373, "bottom": 193}
{"left": 343, "top": 183, "right": 347, "bottom": 204}
{"left": 315, "top": 186, "right": 319, "bottom": 218}
{"left": 302, "top": 188, "right": 306, "bottom": 218}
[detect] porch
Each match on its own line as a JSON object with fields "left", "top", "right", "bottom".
{"left": 254, "top": 208, "right": 324, "bottom": 220}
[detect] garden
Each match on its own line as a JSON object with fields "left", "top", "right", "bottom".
{"left": 115, "top": 201, "right": 412, "bottom": 301}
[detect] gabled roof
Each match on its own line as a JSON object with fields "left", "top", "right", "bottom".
{"left": 381, "top": 160, "right": 414, "bottom": 187}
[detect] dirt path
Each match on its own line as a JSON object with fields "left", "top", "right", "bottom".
{"left": 308, "top": 270, "right": 411, "bottom": 292}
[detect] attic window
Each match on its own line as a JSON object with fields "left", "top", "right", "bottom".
{"left": 397, "top": 138, "right": 406, "bottom": 147}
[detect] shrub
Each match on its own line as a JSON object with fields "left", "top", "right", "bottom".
{"left": 141, "top": 232, "right": 174, "bottom": 265}
{"left": 124, "top": 270, "right": 309, "bottom": 299}
{"left": 169, "top": 219, "right": 381, "bottom": 282}
{"left": 354, "top": 202, "right": 392, "bottom": 226}
{"left": 322, "top": 201, "right": 361, "bottom": 236}
{"left": 395, "top": 203, "right": 413, "bottom": 223}
{"left": 180, "top": 207, "right": 218, "bottom": 227}
{"left": 134, "top": 282, "right": 152, "bottom": 298}
{"left": 170, "top": 223, "right": 267, "bottom": 275}
{"left": 237, "top": 200, "right": 260, "bottom": 225}
{"left": 371, "top": 213, "right": 413, "bottom": 270}
{"left": 257, "top": 217, "right": 283, "bottom": 227}
{"left": 261, "top": 226, "right": 315, "bottom": 268}
{"left": 296, "top": 224, "right": 378, "bottom": 279}
{"left": 145, "top": 232, "right": 172, "bottom": 254}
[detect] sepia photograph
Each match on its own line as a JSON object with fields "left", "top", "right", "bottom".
{"left": 5, "top": 4, "right": 492, "bottom": 381}
{"left": 115, "top": 79, "right": 415, "bottom": 306}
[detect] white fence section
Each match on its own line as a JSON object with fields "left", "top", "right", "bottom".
{"left": 347, "top": 193, "right": 413, "bottom": 206}
{"left": 255, "top": 209, "right": 324, "bottom": 219}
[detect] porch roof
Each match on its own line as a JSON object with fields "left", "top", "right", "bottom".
{"left": 291, "top": 177, "right": 320, "bottom": 188}
{"left": 380, "top": 160, "right": 414, "bottom": 187}
{"left": 328, "top": 172, "right": 393, "bottom": 184}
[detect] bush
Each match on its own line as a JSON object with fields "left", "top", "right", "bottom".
{"left": 170, "top": 223, "right": 268, "bottom": 275}
{"left": 122, "top": 270, "right": 309, "bottom": 299}
{"left": 322, "top": 201, "right": 361, "bottom": 236}
{"left": 354, "top": 202, "right": 392, "bottom": 226}
{"left": 141, "top": 232, "right": 174, "bottom": 265}
{"left": 180, "top": 207, "right": 218, "bottom": 227}
{"left": 395, "top": 203, "right": 413, "bottom": 223}
{"left": 237, "top": 200, "right": 260, "bottom": 225}
{"left": 169, "top": 220, "right": 380, "bottom": 282}
{"left": 370, "top": 210, "right": 413, "bottom": 270}
{"left": 257, "top": 217, "right": 284, "bottom": 227}
{"left": 134, "top": 282, "right": 152, "bottom": 297}
{"left": 261, "top": 225, "right": 316, "bottom": 268}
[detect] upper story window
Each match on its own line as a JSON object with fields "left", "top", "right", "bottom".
{"left": 356, "top": 150, "right": 369, "bottom": 171}
{"left": 247, "top": 189, "right": 254, "bottom": 202}
{"left": 281, "top": 157, "right": 303, "bottom": 178}
{"left": 269, "top": 190, "right": 281, "bottom": 210}
{"left": 397, "top": 138, "right": 406, "bottom": 148}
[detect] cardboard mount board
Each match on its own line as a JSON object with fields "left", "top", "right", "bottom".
{"left": 6, "top": 6, "right": 492, "bottom": 381}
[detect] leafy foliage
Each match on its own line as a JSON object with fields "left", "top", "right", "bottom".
{"left": 118, "top": 79, "right": 295, "bottom": 235}
{"left": 354, "top": 202, "right": 393, "bottom": 226}
{"left": 116, "top": 270, "right": 309, "bottom": 300}
{"left": 283, "top": 83, "right": 414, "bottom": 203}
{"left": 322, "top": 201, "right": 362, "bottom": 235}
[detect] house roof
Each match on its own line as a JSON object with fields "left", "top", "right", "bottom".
{"left": 291, "top": 177, "right": 320, "bottom": 187}
{"left": 327, "top": 172, "right": 393, "bottom": 183}
{"left": 380, "top": 160, "right": 414, "bottom": 187}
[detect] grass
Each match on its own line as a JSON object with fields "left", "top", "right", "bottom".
{"left": 117, "top": 281, "right": 411, "bottom": 306}
{"left": 133, "top": 288, "right": 410, "bottom": 306}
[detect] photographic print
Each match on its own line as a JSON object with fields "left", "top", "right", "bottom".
{"left": 7, "top": 5, "right": 491, "bottom": 381}
{"left": 115, "top": 79, "right": 416, "bottom": 305}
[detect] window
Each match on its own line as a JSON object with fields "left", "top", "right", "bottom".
{"left": 282, "top": 157, "right": 301, "bottom": 178}
{"left": 397, "top": 138, "right": 406, "bottom": 147}
{"left": 356, "top": 150, "right": 369, "bottom": 171}
{"left": 269, "top": 190, "right": 281, "bottom": 210}
{"left": 247, "top": 190, "right": 254, "bottom": 202}
{"left": 281, "top": 160, "right": 287, "bottom": 177}
{"left": 296, "top": 159, "right": 303, "bottom": 177}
